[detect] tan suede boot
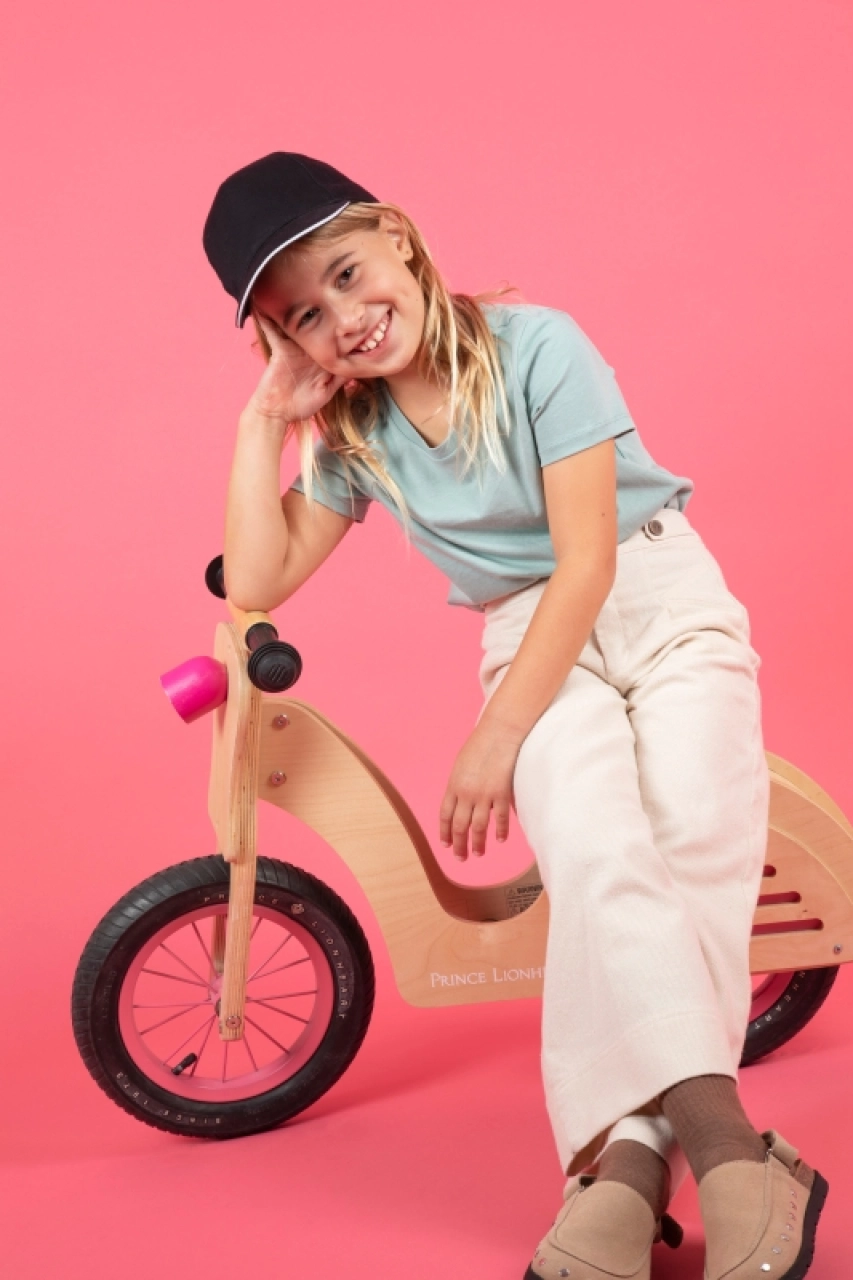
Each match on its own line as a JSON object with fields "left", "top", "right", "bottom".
{"left": 523, "top": 1174, "right": 683, "bottom": 1280}
{"left": 698, "top": 1129, "right": 829, "bottom": 1280}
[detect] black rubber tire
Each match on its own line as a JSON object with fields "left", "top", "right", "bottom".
{"left": 71, "top": 855, "right": 375, "bottom": 1138}
{"left": 740, "top": 966, "right": 840, "bottom": 1067}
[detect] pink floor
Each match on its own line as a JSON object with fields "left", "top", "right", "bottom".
{"left": 3, "top": 955, "right": 850, "bottom": 1279}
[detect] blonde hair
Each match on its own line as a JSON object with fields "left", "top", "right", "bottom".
{"left": 252, "top": 201, "right": 519, "bottom": 529}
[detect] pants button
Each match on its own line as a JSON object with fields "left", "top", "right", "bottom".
{"left": 647, "top": 519, "right": 664, "bottom": 536}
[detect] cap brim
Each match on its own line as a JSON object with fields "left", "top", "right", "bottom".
{"left": 236, "top": 201, "right": 351, "bottom": 327}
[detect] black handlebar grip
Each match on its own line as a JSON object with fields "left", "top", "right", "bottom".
{"left": 247, "top": 641, "right": 303, "bottom": 692}
{"left": 205, "top": 555, "right": 227, "bottom": 600}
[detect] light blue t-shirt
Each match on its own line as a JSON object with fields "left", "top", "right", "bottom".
{"left": 289, "top": 303, "right": 694, "bottom": 609}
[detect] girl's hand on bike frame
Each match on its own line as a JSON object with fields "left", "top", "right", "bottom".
{"left": 439, "top": 722, "right": 522, "bottom": 860}
{"left": 246, "top": 309, "right": 347, "bottom": 426}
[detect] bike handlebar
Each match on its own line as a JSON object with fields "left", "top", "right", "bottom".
{"left": 204, "top": 555, "right": 303, "bottom": 693}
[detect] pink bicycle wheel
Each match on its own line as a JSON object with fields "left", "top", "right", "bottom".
{"left": 118, "top": 904, "right": 335, "bottom": 1102}
{"left": 72, "top": 855, "right": 375, "bottom": 1137}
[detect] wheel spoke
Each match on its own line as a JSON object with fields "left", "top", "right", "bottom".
{"left": 222, "top": 1040, "right": 229, "bottom": 1083}
{"left": 249, "top": 990, "right": 317, "bottom": 1000}
{"left": 244, "top": 1013, "right": 291, "bottom": 1055}
{"left": 133, "top": 1001, "right": 207, "bottom": 1009}
{"left": 248, "top": 956, "right": 310, "bottom": 983}
{"left": 141, "top": 967, "right": 209, "bottom": 989}
{"left": 247, "top": 997, "right": 309, "bottom": 1025}
{"left": 247, "top": 933, "right": 293, "bottom": 984}
{"left": 250, "top": 916, "right": 263, "bottom": 942}
{"left": 243, "top": 1030, "right": 259, "bottom": 1072}
{"left": 164, "top": 1013, "right": 217, "bottom": 1066}
{"left": 191, "top": 922, "right": 214, "bottom": 970}
{"left": 138, "top": 1002, "right": 210, "bottom": 1035}
{"left": 159, "top": 941, "right": 213, "bottom": 989}
{"left": 188, "top": 1014, "right": 217, "bottom": 1076}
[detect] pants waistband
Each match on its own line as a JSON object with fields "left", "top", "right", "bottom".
{"left": 483, "top": 508, "right": 697, "bottom": 615}
{"left": 620, "top": 506, "right": 696, "bottom": 550}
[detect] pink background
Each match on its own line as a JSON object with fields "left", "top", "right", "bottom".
{"left": 1, "top": 1, "right": 850, "bottom": 1276}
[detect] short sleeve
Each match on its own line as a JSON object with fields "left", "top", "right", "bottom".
{"left": 517, "top": 307, "right": 635, "bottom": 466}
{"left": 288, "top": 438, "right": 373, "bottom": 524}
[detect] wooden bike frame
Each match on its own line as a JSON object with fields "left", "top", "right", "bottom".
{"left": 208, "top": 615, "right": 852, "bottom": 1043}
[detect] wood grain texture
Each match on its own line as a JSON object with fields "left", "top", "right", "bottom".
{"left": 209, "top": 623, "right": 263, "bottom": 1040}
{"left": 766, "top": 751, "right": 852, "bottom": 838}
{"left": 752, "top": 769, "right": 852, "bottom": 970}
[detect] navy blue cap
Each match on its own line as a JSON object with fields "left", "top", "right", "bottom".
{"left": 203, "top": 152, "right": 379, "bottom": 326}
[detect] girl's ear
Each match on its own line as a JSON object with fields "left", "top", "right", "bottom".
{"left": 379, "top": 210, "right": 413, "bottom": 261}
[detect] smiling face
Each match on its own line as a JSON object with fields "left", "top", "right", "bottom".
{"left": 250, "top": 211, "right": 427, "bottom": 381}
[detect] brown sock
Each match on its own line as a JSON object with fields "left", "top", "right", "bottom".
{"left": 659, "top": 1074, "right": 768, "bottom": 1184}
{"left": 596, "top": 1139, "right": 671, "bottom": 1219}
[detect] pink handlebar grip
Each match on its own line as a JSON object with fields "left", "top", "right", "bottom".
{"left": 160, "top": 656, "right": 228, "bottom": 723}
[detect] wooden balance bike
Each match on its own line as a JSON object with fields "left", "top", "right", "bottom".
{"left": 72, "top": 557, "right": 853, "bottom": 1138}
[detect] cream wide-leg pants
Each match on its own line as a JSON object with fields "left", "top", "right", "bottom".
{"left": 478, "top": 507, "right": 770, "bottom": 1195}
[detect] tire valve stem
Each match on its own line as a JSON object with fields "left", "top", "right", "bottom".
{"left": 171, "top": 1053, "right": 198, "bottom": 1076}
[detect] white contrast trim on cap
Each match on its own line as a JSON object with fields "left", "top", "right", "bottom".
{"left": 236, "top": 202, "right": 351, "bottom": 325}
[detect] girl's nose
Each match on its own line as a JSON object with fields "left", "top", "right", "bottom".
{"left": 333, "top": 303, "right": 366, "bottom": 337}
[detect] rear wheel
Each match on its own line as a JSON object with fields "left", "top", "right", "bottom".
{"left": 72, "top": 855, "right": 374, "bottom": 1137}
{"left": 740, "top": 967, "right": 839, "bottom": 1066}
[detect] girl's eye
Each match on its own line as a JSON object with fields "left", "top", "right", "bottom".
{"left": 295, "top": 266, "right": 354, "bottom": 328}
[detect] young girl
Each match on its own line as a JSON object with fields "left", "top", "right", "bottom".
{"left": 202, "top": 152, "right": 828, "bottom": 1280}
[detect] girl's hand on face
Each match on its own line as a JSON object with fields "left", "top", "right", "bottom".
{"left": 245, "top": 310, "right": 347, "bottom": 426}
{"left": 439, "top": 723, "right": 522, "bottom": 860}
